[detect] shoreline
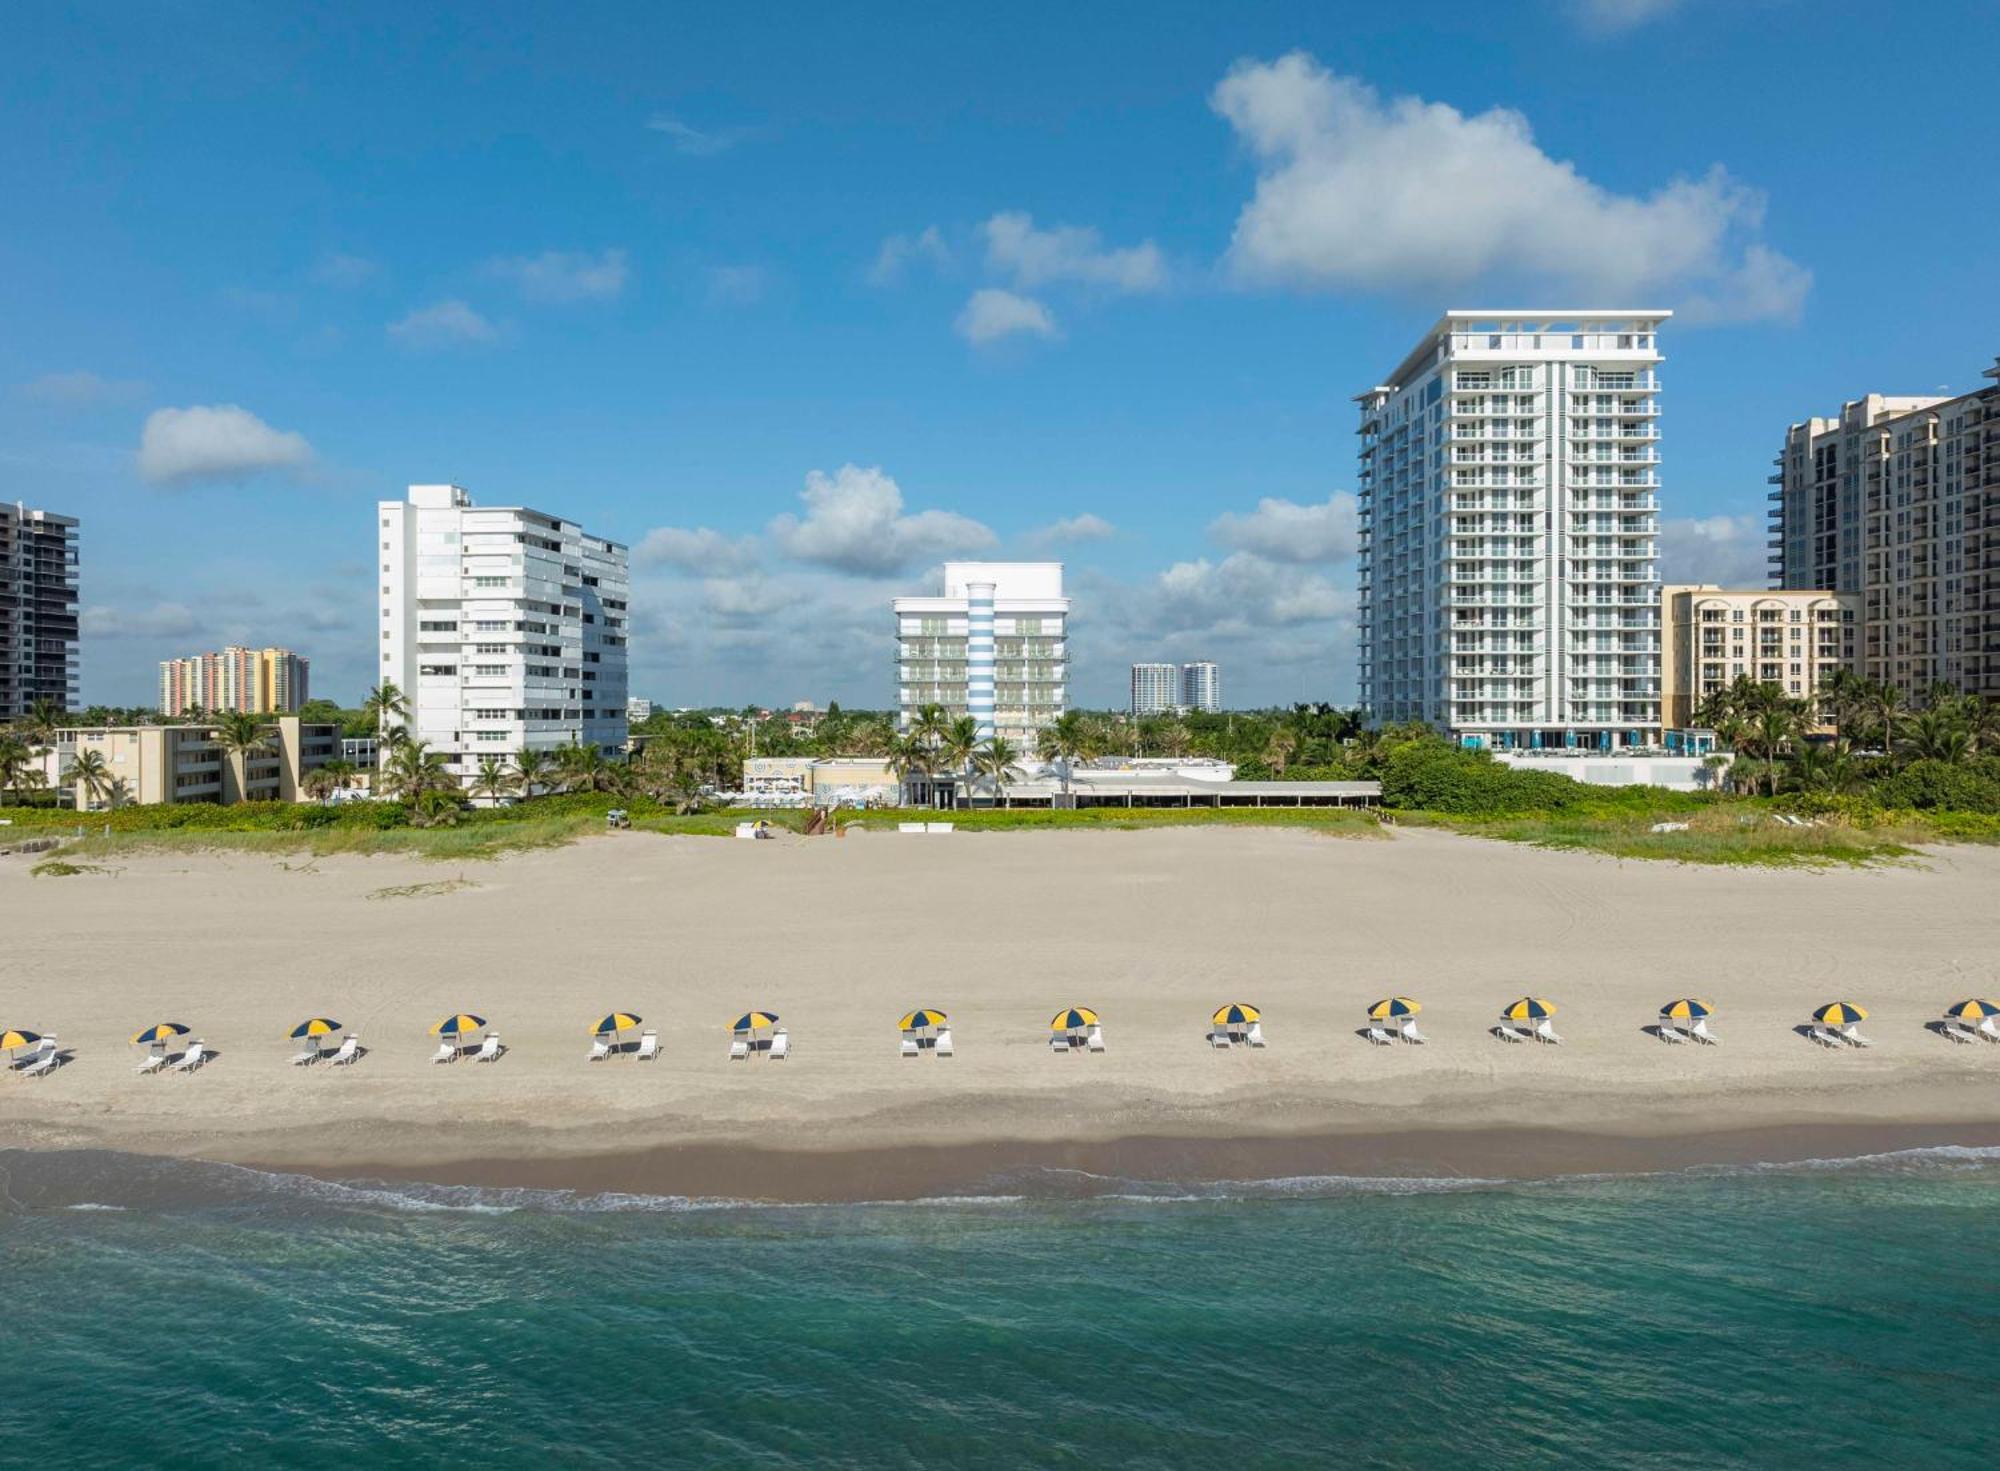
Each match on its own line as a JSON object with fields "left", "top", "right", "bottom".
{"left": 238, "top": 1116, "right": 2000, "bottom": 1201}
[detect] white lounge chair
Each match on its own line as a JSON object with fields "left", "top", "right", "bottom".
{"left": 1247, "top": 1022, "right": 1267, "bottom": 1048}
{"left": 1808, "top": 1024, "right": 1843, "bottom": 1048}
{"left": 636, "top": 1031, "right": 660, "bottom": 1061}
{"left": 1978, "top": 1017, "right": 2000, "bottom": 1044}
{"left": 729, "top": 1039, "right": 750, "bottom": 1061}
{"left": 330, "top": 1036, "right": 361, "bottom": 1066}
{"left": 21, "top": 1051, "right": 59, "bottom": 1079}
{"left": 1495, "top": 1023, "right": 1530, "bottom": 1044}
{"left": 473, "top": 1033, "right": 503, "bottom": 1062}
{"left": 1691, "top": 1018, "right": 1719, "bottom": 1045}
{"left": 901, "top": 1038, "right": 921, "bottom": 1058}
{"left": 1050, "top": 1033, "right": 1073, "bottom": 1053}
{"left": 1838, "top": 1024, "right": 1871, "bottom": 1048}
{"left": 770, "top": 1030, "right": 791, "bottom": 1061}
{"left": 1397, "top": 1020, "right": 1424, "bottom": 1045}
{"left": 431, "top": 1042, "right": 456, "bottom": 1064}
{"left": 1657, "top": 1023, "right": 1688, "bottom": 1044}
{"left": 1941, "top": 1021, "right": 1976, "bottom": 1045}
{"left": 1534, "top": 1019, "right": 1563, "bottom": 1045}
{"left": 1364, "top": 1025, "right": 1396, "bottom": 1046}
{"left": 171, "top": 1042, "right": 207, "bottom": 1073}
{"left": 589, "top": 1038, "right": 612, "bottom": 1063}
{"left": 289, "top": 1044, "right": 321, "bottom": 1066}
{"left": 1086, "top": 1027, "right": 1106, "bottom": 1053}
{"left": 12, "top": 1037, "right": 55, "bottom": 1070}
{"left": 935, "top": 1029, "right": 953, "bottom": 1057}
{"left": 1208, "top": 1031, "right": 1232, "bottom": 1049}
{"left": 136, "top": 1049, "right": 168, "bottom": 1075}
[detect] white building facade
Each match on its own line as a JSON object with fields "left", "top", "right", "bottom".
{"left": 378, "top": 484, "right": 629, "bottom": 787}
{"left": 1357, "top": 312, "right": 1667, "bottom": 751}
{"left": 895, "top": 562, "right": 1067, "bottom": 749}
{"left": 1181, "top": 660, "right": 1220, "bottom": 713}
{"left": 1130, "top": 662, "right": 1179, "bottom": 716}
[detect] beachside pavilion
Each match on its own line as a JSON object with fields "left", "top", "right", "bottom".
{"left": 993, "top": 771, "right": 1381, "bottom": 810}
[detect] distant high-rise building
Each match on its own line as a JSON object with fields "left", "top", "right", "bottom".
{"left": 895, "top": 562, "right": 1067, "bottom": 749}
{"left": 1768, "top": 358, "right": 2000, "bottom": 702}
{"left": 626, "top": 696, "right": 653, "bottom": 724}
{"left": 159, "top": 646, "right": 309, "bottom": 715}
{"left": 1181, "top": 660, "right": 1220, "bottom": 713}
{"left": 1358, "top": 311, "right": 1667, "bottom": 750}
{"left": 0, "top": 501, "right": 79, "bottom": 718}
{"left": 379, "top": 484, "right": 630, "bottom": 789}
{"left": 1130, "top": 662, "right": 1179, "bottom": 716}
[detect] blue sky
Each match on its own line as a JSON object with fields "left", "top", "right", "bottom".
{"left": 4, "top": 0, "right": 1996, "bottom": 709}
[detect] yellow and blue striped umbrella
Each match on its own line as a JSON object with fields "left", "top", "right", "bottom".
{"left": 899, "top": 1008, "right": 948, "bottom": 1032}
{"left": 132, "top": 1022, "right": 191, "bottom": 1046}
{"left": 430, "top": 1013, "right": 487, "bottom": 1037}
{"left": 1813, "top": 1002, "right": 1868, "bottom": 1026}
{"left": 1368, "top": 997, "right": 1421, "bottom": 1020}
{"left": 732, "top": 1011, "right": 780, "bottom": 1034}
{"left": 290, "top": 1017, "right": 342, "bottom": 1040}
{"left": 593, "top": 1012, "right": 643, "bottom": 1036}
{"left": 1050, "top": 1007, "right": 1100, "bottom": 1032}
{"left": 1, "top": 1029, "right": 44, "bottom": 1053}
{"left": 1212, "top": 1003, "right": 1261, "bottom": 1027}
{"left": 1661, "top": 998, "right": 1713, "bottom": 1021}
{"left": 1945, "top": 999, "right": 2000, "bottom": 1021}
{"left": 1502, "top": 997, "right": 1556, "bottom": 1022}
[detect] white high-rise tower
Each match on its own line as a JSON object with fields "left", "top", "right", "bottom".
{"left": 894, "top": 563, "right": 1068, "bottom": 750}
{"left": 1357, "top": 312, "right": 1666, "bottom": 750}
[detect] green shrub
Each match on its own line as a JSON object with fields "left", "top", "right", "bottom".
{"left": 1871, "top": 760, "right": 2000, "bottom": 813}
{"left": 1379, "top": 737, "right": 1585, "bottom": 816}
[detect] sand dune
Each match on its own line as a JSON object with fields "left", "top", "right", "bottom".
{"left": 4, "top": 826, "right": 1997, "bottom": 1195}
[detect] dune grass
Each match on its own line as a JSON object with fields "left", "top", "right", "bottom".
{"left": 842, "top": 805, "right": 1386, "bottom": 836}
{"left": 1418, "top": 807, "right": 1961, "bottom": 868}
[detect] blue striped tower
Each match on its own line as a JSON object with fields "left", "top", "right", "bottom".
{"left": 965, "top": 580, "right": 996, "bottom": 740}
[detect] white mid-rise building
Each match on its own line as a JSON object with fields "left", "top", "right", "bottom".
{"left": 1181, "top": 660, "right": 1220, "bottom": 713}
{"left": 378, "top": 484, "right": 629, "bottom": 786}
{"left": 895, "top": 562, "right": 1067, "bottom": 749}
{"left": 1130, "top": 662, "right": 1179, "bottom": 716}
{"left": 1357, "top": 311, "right": 1667, "bottom": 751}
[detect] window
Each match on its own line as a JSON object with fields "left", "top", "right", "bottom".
{"left": 473, "top": 665, "right": 506, "bottom": 676}
{"left": 473, "top": 576, "right": 507, "bottom": 588}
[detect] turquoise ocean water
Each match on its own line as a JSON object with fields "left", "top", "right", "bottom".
{"left": 3, "top": 1147, "right": 1998, "bottom": 1468}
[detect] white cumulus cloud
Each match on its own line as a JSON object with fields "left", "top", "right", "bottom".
{"left": 486, "top": 249, "right": 629, "bottom": 302}
{"left": 1211, "top": 52, "right": 1809, "bottom": 323}
{"left": 1660, "top": 513, "right": 1772, "bottom": 587}
{"left": 387, "top": 300, "right": 499, "bottom": 348}
{"left": 1207, "top": 493, "right": 1359, "bottom": 565}
{"left": 1027, "top": 513, "right": 1116, "bottom": 548}
{"left": 981, "top": 212, "right": 1168, "bottom": 293}
{"left": 137, "top": 404, "right": 314, "bottom": 487}
{"left": 634, "top": 525, "right": 759, "bottom": 575}
{"left": 768, "top": 464, "right": 996, "bottom": 576}
{"left": 868, "top": 225, "right": 952, "bottom": 285}
{"left": 955, "top": 288, "right": 1057, "bottom": 346}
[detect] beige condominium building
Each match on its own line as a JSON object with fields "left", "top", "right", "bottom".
{"left": 1769, "top": 357, "right": 2000, "bottom": 702}
{"left": 45, "top": 716, "right": 338, "bottom": 810}
{"left": 1661, "top": 585, "right": 1860, "bottom": 731}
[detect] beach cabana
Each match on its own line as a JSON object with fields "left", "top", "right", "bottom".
{"left": 1812, "top": 1001, "right": 1871, "bottom": 1047}
{"left": 1944, "top": 999, "right": 2000, "bottom": 1043}
{"left": 591, "top": 1012, "right": 643, "bottom": 1059}
{"left": 430, "top": 1013, "right": 488, "bottom": 1063}
{"left": 1500, "top": 997, "right": 1560, "bottom": 1044}
{"left": 732, "top": 1011, "right": 780, "bottom": 1058}
{"left": 900, "top": 1008, "right": 947, "bottom": 1057}
{"left": 1051, "top": 1007, "right": 1100, "bottom": 1052}
{"left": 1369, "top": 997, "right": 1424, "bottom": 1044}
{"left": 1210, "top": 1003, "right": 1263, "bottom": 1048}
{"left": 288, "top": 1017, "right": 341, "bottom": 1065}
{"left": 1659, "top": 998, "right": 1716, "bottom": 1045}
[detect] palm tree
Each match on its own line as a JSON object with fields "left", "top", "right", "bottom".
{"left": 513, "top": 748, "right": 553, "bottom": 799}
{"left": 69, "top": 748, "right": 114, "bottom": 810}
{"left": 210, "top": 711, "right": 272, "bottom": 801}
{"left": 1859, "top": 680, "right": 1905, "bottom": 753}
{"left": 1899, "top": 707, "right": 1973, "bottom": 765}
{"left": 555, "top": 740, "right": 617, "bottom": 794}
{"left": 1264, "top": 727, "right": 1299, "bottom": 776}
{"left": 938, "top": 716, "right": 982, "bottom": 806}
{"left": 1787, "top": 741, "right": 1862, "bottom": 796}
{"left": 1740, "top": 700, "right": 1805, "bottom": 796}
{"left": 317, "top": 758, "right": 357, "bottom": 793}
{"left": 975, "top": 735, "right": 1019, "bottom": 806}
{"left": 361, "top": 679, "right": 409, "bottom": 749}
{"left": 301, "top": 766, "right": 340, "bottom": 802}
{"left": 382, "top": 738, "right": 454, "bottom": 803}
{"left": 1816, "top": 667, "right": 1868, "bottom": 741}
{"left": 0, "top": 734, "right": 28, "bottom": 806}
{"left": 886, "top": 732, "right": 934, "bottom": 805}
{"left": 471, "top": 755, "right": 518, "bottom": 805}
{"left": 22, "top": 697, "right": 63, "bottom": 752}
{"left": 1041, "top": 711, "right": 1096, "bottom": 801}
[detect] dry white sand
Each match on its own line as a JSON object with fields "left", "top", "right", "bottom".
{"left": 3, "top": 826, "right": 1997, "bottom": 1191}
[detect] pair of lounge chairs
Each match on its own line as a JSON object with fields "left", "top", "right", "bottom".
{"left": 589, "top": 1031, "right": 661, "bottom": 1063}
{"left": 1496, "top": 1019, "right": 1562, "bottom": 1045}
{"left": 12, "top": 1036, "right": 59, "bottom": 1079}
{"left": 1941, "top": 1017, "right": 2000, "bottom": 1045}
{"left": 1808, "top": 1023, "right": 1870, "bottom": 1049}
{"left": 730, "top": 1030, "right": 791, "bottom": 1061}
{"left": 900, "top": 1030, "right": 955, "bottom": 1057}
{"left": 1657, "top": 1019, "right": 1719, "bottom": 1046}
{"left": 291, "top": 1036, "right": 363, "bottom": 1067}
{"left": 1052, "top": 1027, "right": 1106, "bottom": 1054}
{"left": 1364, "top": 1020, "right": 1425, "bottom": 1046}
{"left": 1210, "top": 1024, "right": 1269, "bottom": 1050}
{"left": 432, "top": 1034, "right": 504, "bottom": 1064}
{"left": 135, "top": 1042, "right": 206, "bottom": 1074}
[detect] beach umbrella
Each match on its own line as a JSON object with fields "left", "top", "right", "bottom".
{"left": 1212, "top": 1003, "right": 1261, "bottom": 1028}
{"left": 290, "top": 1017, "right": 342, "bottom": 1040}
{"left": 1813, "top": 1002, "right": 1868, "bottom": 1026}
{"left": 1050, "top": 1007, "right": 1100, "bottom": 1033}
{"left": 1, "top": 1029, "right": 44, "bottom": 1057}
{"left": 1945, "top": 999, "right": 2000, "bottom": 1021}
{"left": 1501, "top": 997, "right": 1556, "bottom": 1022}
{"left": 1660, "top": 998, "right": 1713, "bottom": 1021}
{"left": 132, "top": 1022, "right": 191, "bottom": 1046}
{"left": 1368, "top": 997, "right": 1421, "bottom": 1020}
{"left": 899, "top": 1008, "right": 948, "bottom": 1033}
{"left": 592, "top": 1012, "right": 643, "bottom": 1037}
{"left": 732, "top": 1011, "right": 780, "bottom": 1034}
{"left": 430, "top": 1013, "right": 488, "bottom": 1037}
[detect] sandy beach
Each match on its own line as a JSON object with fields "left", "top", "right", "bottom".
{"left": 4, "top": 825, "right": 1997, "bottom": 1199}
